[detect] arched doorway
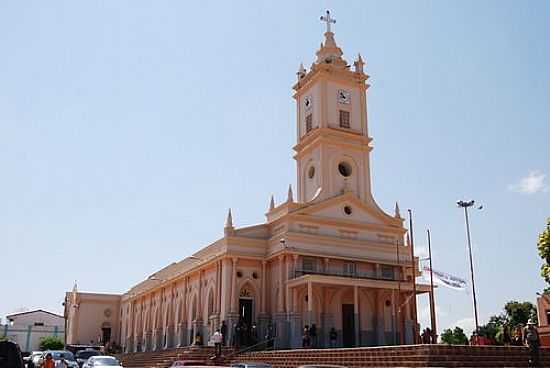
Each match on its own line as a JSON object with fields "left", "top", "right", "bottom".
{"left": 238, "top": 286, "right": 254, "bottom": 327}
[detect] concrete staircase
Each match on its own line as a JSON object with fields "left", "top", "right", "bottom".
{"left": 120, "top": 345, "right": 550, "bottom": 368}
{"left": 120, "top": 346, "right": 234, "bottom": 368}
{"left": 232, "top": 345, "right": 550, "bottom": 367}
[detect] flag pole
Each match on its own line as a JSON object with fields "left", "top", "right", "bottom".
{"left": 427, "top": 229, "right": 437, "bottom": 343}
{"left": 395, "top": 239, "right": 402, "bottom": 345}
{"left": 408, "top": 209, "right": 419, "bottom": 344}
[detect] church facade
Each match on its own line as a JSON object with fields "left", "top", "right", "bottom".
{"left": 65, "top": 13, "right": 431, "bottom": 352}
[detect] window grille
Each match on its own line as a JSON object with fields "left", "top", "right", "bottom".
{"left": 306, "top": 114, "right": 313, "bottom": 133}
{"left": 339, "top": 110, "right": 350, "bottom": 128}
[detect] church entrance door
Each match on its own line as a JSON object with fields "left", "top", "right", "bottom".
{"left": 239, "top": 298, "right": 253, "bottom": 327}
{"left": 342, "top": 304, "right": 355, "bottom": 347}
{"left": 102, "top": 327, "right": 112, "bottom": 343}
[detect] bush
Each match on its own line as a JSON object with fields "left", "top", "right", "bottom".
{"left": 39, "top": 336, "right": 64, "bottom": 350}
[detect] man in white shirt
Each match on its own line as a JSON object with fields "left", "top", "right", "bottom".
{"left": 212, "top": 329, "right": 223, "bottom": 357}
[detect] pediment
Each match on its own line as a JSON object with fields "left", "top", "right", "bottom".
{"left": 292, "top": 192, "right": 402, "bottom": 228}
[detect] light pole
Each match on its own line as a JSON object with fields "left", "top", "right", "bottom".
{"left": 456, "top": 199, "right": 480, "bottom": 334}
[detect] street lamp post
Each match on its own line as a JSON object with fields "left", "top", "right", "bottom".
{"left": 456, "top": 199, "right": 480, "bottom": 334}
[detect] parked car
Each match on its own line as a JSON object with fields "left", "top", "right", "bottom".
{"left": 40, "top": 350, "right": 79, "bottom": 368}
{"left": 75, "top": 349, "right": 101, "bottom": 367}
{"left": 31, "top": 352, "right": 44, "bottom": 368}
{"left": 231, "top": 364, "right": 272, "bottom": 368}
{"left": 26, "top": 351, "right": 43, "bottom": 368}
{"left": 297, "top": 366, "right": 347, "bottom": 368}
{"left": 0, "top": 340, "right": 24, "bottom": 368}
{"left": 83, "top": 356, "right": 122, "bottom": 368}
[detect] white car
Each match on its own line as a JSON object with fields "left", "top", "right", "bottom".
{"left": 83, "top": 356, "right": 122, "bottom": 368}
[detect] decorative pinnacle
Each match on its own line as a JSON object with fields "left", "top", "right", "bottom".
{"left": 354, "top": 53, "right": 365, "bottom": 73}
{"left": 269, "top": 194, "right": 275, "bottom": 211}
{"left": 394, "top": 201, "right": 401, "bottom": 218}
{"left": 225, "top": 208, "right": 233, "bottom": 229}
{"left": 297, "top": 63, "right": 306, "bottom": 80}
{"left": 287, "top": 184, "right": 294, "bottom": 203}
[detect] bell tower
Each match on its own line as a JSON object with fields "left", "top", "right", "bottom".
{"left": 293, "top": 11, "right": 374, "bottom": 205}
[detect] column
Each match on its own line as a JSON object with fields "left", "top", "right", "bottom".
{"left": 261, "top": 261, "right": 267, "bottom": 314}
{"left": 231, "top": 257, "right": 238, "bottom": 313}
{"left": 354, "top": 286, "right": 360, "bottom": 346}
{"left": 277, "top": 255, "right": 285, "bottom": 312}
{"left": 290, "top": 287, "right": 302, "bottom": 348}
{"left": 307, "top": 281, "right": 313, "bottom": 325}
{"left": 375, "top": 290, "right": 384, "bottom": 345}
{"left": 285, "top": 256, "right": 292, "bottom": 313}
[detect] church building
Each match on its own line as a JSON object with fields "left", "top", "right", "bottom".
{"left": 65, "top": 11, "right": 431, "bottom": 352}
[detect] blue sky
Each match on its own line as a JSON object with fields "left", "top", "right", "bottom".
{"left": 1, "top": 1, "right": 549, "bottom": 337}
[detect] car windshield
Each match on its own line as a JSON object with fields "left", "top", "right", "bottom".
{"left": 76, "top": 351, "right": 99, "bottom": 359}
{"left": 93, "top": 357, "right": 119, "bottom": 366}
{"left": 50, "top": 352, "right": 75, "bottom": 361}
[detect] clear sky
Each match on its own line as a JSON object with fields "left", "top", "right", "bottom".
{"left": 1, "top": 1, "right": 549, "bottom": 337}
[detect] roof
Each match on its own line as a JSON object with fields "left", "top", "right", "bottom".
{"left": 6, "top": 309, "right": 63, "bottom": 319}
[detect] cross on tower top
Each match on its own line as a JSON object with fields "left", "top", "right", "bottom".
{"left": 320, "top": 10, "right": 336, "bottom": 33}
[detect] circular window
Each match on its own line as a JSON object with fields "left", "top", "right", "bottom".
{"left": 343, "top": 206, "right": 353, "bottom": 215}
{"left": 338, "top": 162, "right": 352, "bottom": 177}
{"left": 385, "top": 300, "right": 392, "bottom": 307}
{"left": 236, "top": 271, "right": 243, "bottom": 278}
{"left": 308, "top": 166, "right": 316, "bottom": 179}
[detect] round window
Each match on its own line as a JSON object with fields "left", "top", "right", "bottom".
{"left": 343, "top": 206, "right": 353, "bottom": 215}
{"left": 308, "top": 166, "right": 316, "bottom": 179}
{"left": 385, "top": 300, "right": 392, "bottom": 307}
{"left": 338, "top": 162, "right": 352, "bottom": 177}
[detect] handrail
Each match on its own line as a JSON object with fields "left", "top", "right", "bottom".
{"left": 223, "top": 337, "right": 276, "bottom": 360}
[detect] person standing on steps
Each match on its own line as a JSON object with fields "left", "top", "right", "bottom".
{"left": 212, "top": 329, "right": 223, "bottom": 358}
{"left": 329, "top": 327, "right": 338, "bottom": 348}
{"left": 220, "top": 321, "right": 227, "bottom": 347}
{"left": 524, "top": 319, "right": 541, "bottom": 368}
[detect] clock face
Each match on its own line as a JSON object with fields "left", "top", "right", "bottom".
{"left": 304, "top": 95, "right": 312, "bottom": 110}
{"left": 338, "top": 89, "right": 351, "bottom": 104}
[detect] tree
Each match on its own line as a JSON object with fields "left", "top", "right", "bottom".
{"left": 440, "top": 326, "right": 469, "bottom": 345}
{"left": 39, "top": 336, "right": 64, "bottom": 350}
{"left": 504, "top": 301, "right": 537, "bottom": 327}
{"left": 538, "top": 217, "right": 550, "bottom": 289}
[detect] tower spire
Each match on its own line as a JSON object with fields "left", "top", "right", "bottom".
{"left": 315, "top": 10, "right": 345, "bottom": 65}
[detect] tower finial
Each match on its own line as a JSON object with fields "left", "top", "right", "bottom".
{"left": 316, "top": 10, "right": 345, "bottom": 65}
{"left": 287, "top": 184, "right": 294, "bottom": 203}
{"left": 320, "top": 10, "right": 336, "bottom": 33}
{"left": 269, "top": 194, "right": 275, "bottom": 211}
